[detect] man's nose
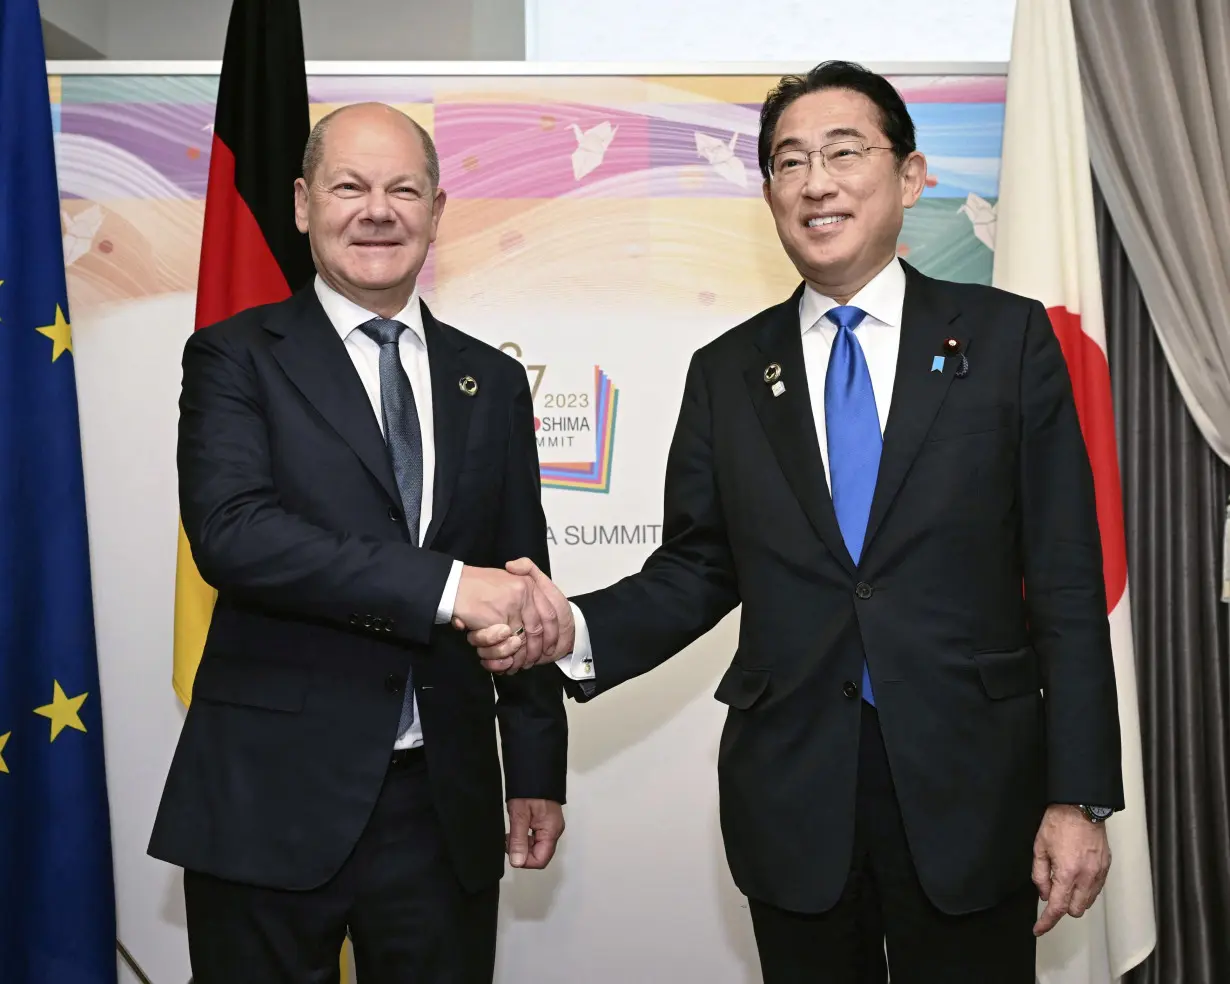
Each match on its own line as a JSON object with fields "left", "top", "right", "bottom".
{"left": 802, "top": 156, "right": 840, "bottom": 197}
{"left": 362, "top": 190, "right": 393, "bottom": 220}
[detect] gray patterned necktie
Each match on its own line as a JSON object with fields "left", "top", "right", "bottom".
{"left": 359, "top": 316, "right": 423, "bottom": 735}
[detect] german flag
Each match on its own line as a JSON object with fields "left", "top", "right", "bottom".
{"left": 172, "top": 0, "right": 314, "bottom": 705}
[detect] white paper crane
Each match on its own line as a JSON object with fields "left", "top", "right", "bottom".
{"left": 957, "top": 191, "right": 997, "bottom": 251}
{"left": 569, "top": 122, "right": 617, "bottom": 181}
{"left": 694, "top": 130, "right": 748, "bottom": 188}
{"left": 61, "top": 204, "right": 104, "bottom": 267}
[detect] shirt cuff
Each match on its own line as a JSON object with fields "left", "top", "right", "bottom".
{"left": 434, "top": 560, "right": 464, "bottom": 625}
{"left": 555, "top": 601, "right": 594, "bottom": 680}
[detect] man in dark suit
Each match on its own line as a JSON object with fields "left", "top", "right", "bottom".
{"left": 149, "top": 102, "right": 568, "bottom": 984}
{"left": 469, "top": 62, "right": 1124, "bottom": 982}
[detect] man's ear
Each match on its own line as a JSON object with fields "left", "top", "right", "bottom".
{"left": 899, "top": 151, "right": 927, "bottom": 209}
{"left": 294, "top": 177, "right": 310, "bottom": 234}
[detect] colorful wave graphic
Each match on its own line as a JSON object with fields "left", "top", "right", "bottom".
{"left": 51, "top": 73, "right": 1005, "bottom": 326}
{"left": 540, "top": 367, "right": 618, "bottom": 493}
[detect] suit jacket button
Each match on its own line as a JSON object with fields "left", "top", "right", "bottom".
{"left": 349, "top": 614, "right": 360, "bottom": 626}
{"left": 855, "top": 582, "right": 873, "bottom": 600}
{"left": 384, "top": 674, "right": 402, "bottom": 694}
{"left": 388, "top": 506, "right": 401, "bottom": 523}
{"left": 384, "top": 619, "right": 394, "bottom": 632}
{"left": 842, "top": 680, "right": 859, "bottom": 699}
{"left": 364, "top": 615, "right": 375, "bottom": 628}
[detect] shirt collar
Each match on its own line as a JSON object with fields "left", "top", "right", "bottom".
{"left": 313, "top": 273, "right": 425, "bottom": 346}
{"left": 799, "top": 257, "right": 907, "bottom": 334}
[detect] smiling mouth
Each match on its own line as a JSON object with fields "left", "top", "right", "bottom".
{"left": 806, "top": 215, "right": 850, "bottom": 229}
{"left": 352, "top": 241, "right": 402, "bottom": 248}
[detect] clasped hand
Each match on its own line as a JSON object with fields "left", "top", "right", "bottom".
{"left": 452, "top": 559, "right": 573, "bottom": 673}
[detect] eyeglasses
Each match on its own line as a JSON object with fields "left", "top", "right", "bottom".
{"left": 768, "top": 139, "right": 894, "bottom": 182}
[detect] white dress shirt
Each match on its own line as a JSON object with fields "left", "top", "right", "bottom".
{"left": 799, "top": 256, "right": 905, "bottom": 477}
{"left": 559, "top": 258, "right": 908, "bottom": 678}
{"left": 314, "top": 275, "right": 464, "bottom": 748}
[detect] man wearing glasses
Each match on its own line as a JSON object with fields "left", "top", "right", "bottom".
{"left": 465, "top": 61, "right": 1124, "bottom": 983}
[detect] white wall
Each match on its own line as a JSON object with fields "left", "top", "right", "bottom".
{"left": 527, "top": 0, "right": 1017, "bottom": 62}
{"left": 42, "top": 0, "right": 1018, "bottom": 65}
{"left": 74, "top": 296, "right": 194, "bottom": 984}
{"left": 44, "top": 0, "right": 1017, "bottom": 65}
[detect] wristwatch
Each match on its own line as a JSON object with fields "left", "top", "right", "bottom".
{"left": 1078, "top": 805, "right": 1114, "bottom": 824}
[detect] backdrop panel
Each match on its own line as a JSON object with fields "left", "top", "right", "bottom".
{"left": 52, "top": 70, "right": 1004, "bottom": 984}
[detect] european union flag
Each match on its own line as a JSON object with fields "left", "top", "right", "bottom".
{"left": 0, "top": 1, "right": 119, "bottom": 981}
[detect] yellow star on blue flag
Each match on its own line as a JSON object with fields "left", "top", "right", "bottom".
{"left": 36, "top": 304, "right": 73, "bottom": 361}
{"left": 33, "top": 682, "right": 89, "bottom": 742}
{"left": 0, "top": 0, "right": 118, "bottom": 980}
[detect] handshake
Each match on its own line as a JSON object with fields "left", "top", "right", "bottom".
{"left": 451, "top": 559, "right": 573, "bottom": 674}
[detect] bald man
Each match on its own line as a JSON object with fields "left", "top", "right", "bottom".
{"left": 149, "top": 103, "right": 569, "bottom": 984}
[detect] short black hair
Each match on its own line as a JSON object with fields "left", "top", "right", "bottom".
{"left": 758, "top": 61, "right": 917, "bottom": 180}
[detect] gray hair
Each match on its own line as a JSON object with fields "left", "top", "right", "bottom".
{"left": 301, "top": 103, "right": 440, "bottom": 188}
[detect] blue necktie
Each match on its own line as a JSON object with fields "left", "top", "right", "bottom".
{"left": 823, "top": 305, "right": 880, "bottom": 706}
{"left": 359, "top": 317, "right": 423, "bottom": 735}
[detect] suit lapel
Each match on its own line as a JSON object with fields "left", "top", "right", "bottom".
{"left": 267, "top": 288, "right": 401, "bottom": 507}
{"left": 420, "top": 301, "right": 475, "bottom": 550}
{"left": 862, "top": 265, "right": 964, "bottom": 553}
{"left": 746, "top": 286, "right": 856, "bottom": 576}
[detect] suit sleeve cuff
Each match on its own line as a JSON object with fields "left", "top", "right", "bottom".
{"left": 555, "top": 602, "right": 594, "bottom": 680}
{"left": 434, "top": 560, "right": 464, "bottom": 624}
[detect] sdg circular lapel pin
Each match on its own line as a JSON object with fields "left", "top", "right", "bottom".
{"left": 459, "top": 375, "right": 478, "bottom": 397}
